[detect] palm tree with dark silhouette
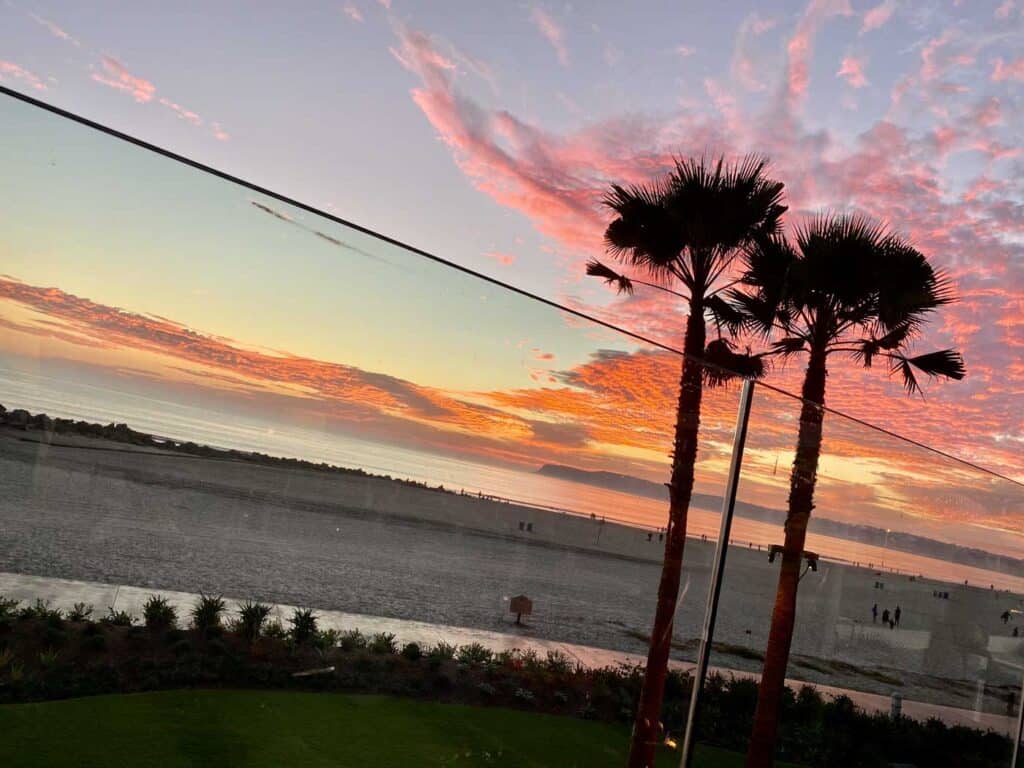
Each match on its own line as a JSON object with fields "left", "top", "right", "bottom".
{"left": 588, "top": 156, "right": 786, "bottom": 768}
{"left": 734, "top": 215, "right": 965, "bottom": 767}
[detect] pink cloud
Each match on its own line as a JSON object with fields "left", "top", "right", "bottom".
{"left": 343, "top": 3, "right": 364, "bottom": 22}
{"left": 0, "top": 60, "right": 47, "bottom": 91}
{"left": 385, "top": 18, "right": 1024, "bottom": 484}
{"left": 860, "top": 0, "right": 895, "bottom": 34}
{"left": 91, "top": 56, "right": 156, "bottom": 102}
{"left": 530, "top": 8, "right": 569, "bottom": 66}
{"left": 784, "top": 0, "right": 854, "bottom": 110}
{"left": 485, "top": 251, "right": 516, "bottom": 266}
{"left": 991, "top": 57, "right": 1024, "bottom": 82}
{"left": 89, "top": 54, "right": 226, "bottom": 139}
{"left": 158, "top": 97, "right": 202, "bottom": 126}
{"left": 995, "top": 0, "right": 1016, "bottom": 19}
{"left": 676, "top": 45, "right": 696, "bottom": 58}
{"left": 531, "top": 348, "right": 556, "bottom": 361}
{"left": 732, "top": 13, "right": 775, "bottom": 92}
{"left": 837, "top": 56, "right": 869, "bottom": 88}
{"left": 29, "top": 13, "right": 79, "bottom": 45}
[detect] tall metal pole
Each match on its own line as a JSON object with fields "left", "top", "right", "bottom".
{"left": 1012, "top": 672, "right": 1024, "bottom": 768}
{"left": 680, "top": 379, "right": 755, "bottom": 767}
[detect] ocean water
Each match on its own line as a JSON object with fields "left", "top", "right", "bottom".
{"left": 1, "top": 363, "right": 1021, "bottom": 592}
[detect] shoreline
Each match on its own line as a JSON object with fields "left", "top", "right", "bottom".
{"left": 3, "top": 402, "right": 1021, "bottom": 592}
{"left": 2, "top": 423, "right": 1023, "bottom": 721}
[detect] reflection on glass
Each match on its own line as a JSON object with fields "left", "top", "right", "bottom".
{"left": 0, "top": 86, "right": 747, "bottom": 763}
{"left": 693, "top": 382, "right": 1024, "bottom": 765}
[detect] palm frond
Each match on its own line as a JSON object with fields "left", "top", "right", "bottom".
{"left": 772, "top": 337, "right": 808, "bottom": 357}
{"left": 586, "top": 259, "right": 635, "bottom": 295}
{"left": 852, "top": 323, "right": 914, "bottom": 367}
{"left": 702, "top": 338, "right": 767, "bottom": 387}
{"left": 705, "top": 295, "right": 745, "bottom": 336}
{"left": 890, "top": 349, "right": 966, "bottom": 394}
{"left": 875, "top": 237, "right": 957, "bottom": 332}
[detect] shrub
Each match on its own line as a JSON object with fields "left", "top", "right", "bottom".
{"left": 400, "top": 642, "right": 423, "bottom": 661}
{"left": 237, "top": 601, "right": 271, "bottom": 643}
{"left": 19, "top": 599, "right": 62, "bottom": 623}
{"left": 368, "top": 632, "right": 397, "bottom": 655}
{"left": 0, "top": 596, "right": 18, "bottom": 618}
{"left": 38, "top": 649, "right": 60, "bottom": 670}
{"left": 457, "top": 642, "right": 493, "bottom": 665}
{"left": 544, "top": 650, "right": 572, "bottom": 675}
{"left": 514, "top": 687, "right": 536, "bottom": 704}
{"left": 101, "top": 608, "right": 135, "bottom": 627}
{"left": 67, "top": 603, "right": 93, "bottom": 622}
{"left": 171, "top": 638, "right": 192, "bottom": 656}
{"left": 143, "top": 596, "right": 177, "bottom": 632}
{"left": 0, "top": 648, "right": 13, "bottom": 671}
{"left": 263, "top": 619, "right": 287, "bottom": 640}
{"left": 289, "top": 608, "right": 318, "bottom": 646}
{"left": 43, "top": 626, "right": 66, "bottom": 648}
{"left": 477, "top": 681, "right": 497, "bottom": 697}
{"left": 316, "top": 628, "right": 341, "bottom": 650}
{"left": 340, "top": 629, "right": 367, "bottom": 651}
{"left": 80, "top": 633, "right": 106, "bottom": 653}
{"left": 428, "top": 641, "right": 456, "bottom": 661}
{"left": 191, "top": 594, "right": 225, "bottom": 635}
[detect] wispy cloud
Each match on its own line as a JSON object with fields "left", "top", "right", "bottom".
{"left": 29, "top": 13, "right": 79, "bottom": 45}
{"left": 837, "top": 55, "right": 869, "bottom": 87}
{"left": 675, "top": 45, "right": 695, "bottom": 58}
{"left": 991, "top": 57, "right": 1024, "bottom": 82}
{"left": 860, "top": 0, "right": 895, "bottom": 34}
{"left": 91, "top": 55, "right": 156, "bottom": 102}
{"left": 89, "top": 55, "right": 230, "bottom": 140}
{"left": 0, "top": 60, "right": 48, "bottom": 91}
{"left": 530, "top": 7, "right": 569, "bottom": 66}
{"left": 784, "top": 0, "right": 854, "bottom": 110}
{"left": 343, "top": 3, "right": 364, "bottom": 22}
{"left": 484, "top": 251, "right": 516, "bottom": 266}
{"left": 158, "top": 97, "right": 202, "bottom": 126}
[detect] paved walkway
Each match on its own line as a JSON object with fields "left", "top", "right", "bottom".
{"left": 1, "top": 571, "right": 1018, "bottom": 738}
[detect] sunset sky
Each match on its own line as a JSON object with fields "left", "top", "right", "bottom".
{"left": 0, "top": 0, "right": 1022, "bottom": 553}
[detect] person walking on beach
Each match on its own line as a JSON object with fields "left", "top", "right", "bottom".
{"left": 894, "top": 605, "right": 901, "bottom": 627}
{"left": 881, "top": 608, "right": 890, "bottom": 626}
{"left": 871, "top": 603, "right": 878, "bottom": 624}
{"left": 1002, "top": 610, "right": 1012, "bottom": 625}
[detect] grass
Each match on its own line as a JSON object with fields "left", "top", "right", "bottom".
{"left": 0, "top": 689, "right": 774, "bottom": 768}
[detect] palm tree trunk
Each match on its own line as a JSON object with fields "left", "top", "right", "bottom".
{"left": 628, "top": 305, "right": 706, "bottom": 768}
{"left": 745, "top": 347, "right": 827, "bottom": 768}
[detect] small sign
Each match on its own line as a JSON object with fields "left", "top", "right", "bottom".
{"left": 510, "top": 595, "right": 533, "bottom": 625}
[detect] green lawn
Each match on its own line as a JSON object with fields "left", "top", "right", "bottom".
{"left": 0, "top": 689, "right": 763, "bottom": 768}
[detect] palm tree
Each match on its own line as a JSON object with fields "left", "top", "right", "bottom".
{"left": 735, "top": 215, "right": 965, "bottom": 767}
{"left": 589, "top": 156, "right": 786, "bottom": 768}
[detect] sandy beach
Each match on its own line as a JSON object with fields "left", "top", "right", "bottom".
{"left": 1, "top": 427, "right": 1022, "bottom": 720}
